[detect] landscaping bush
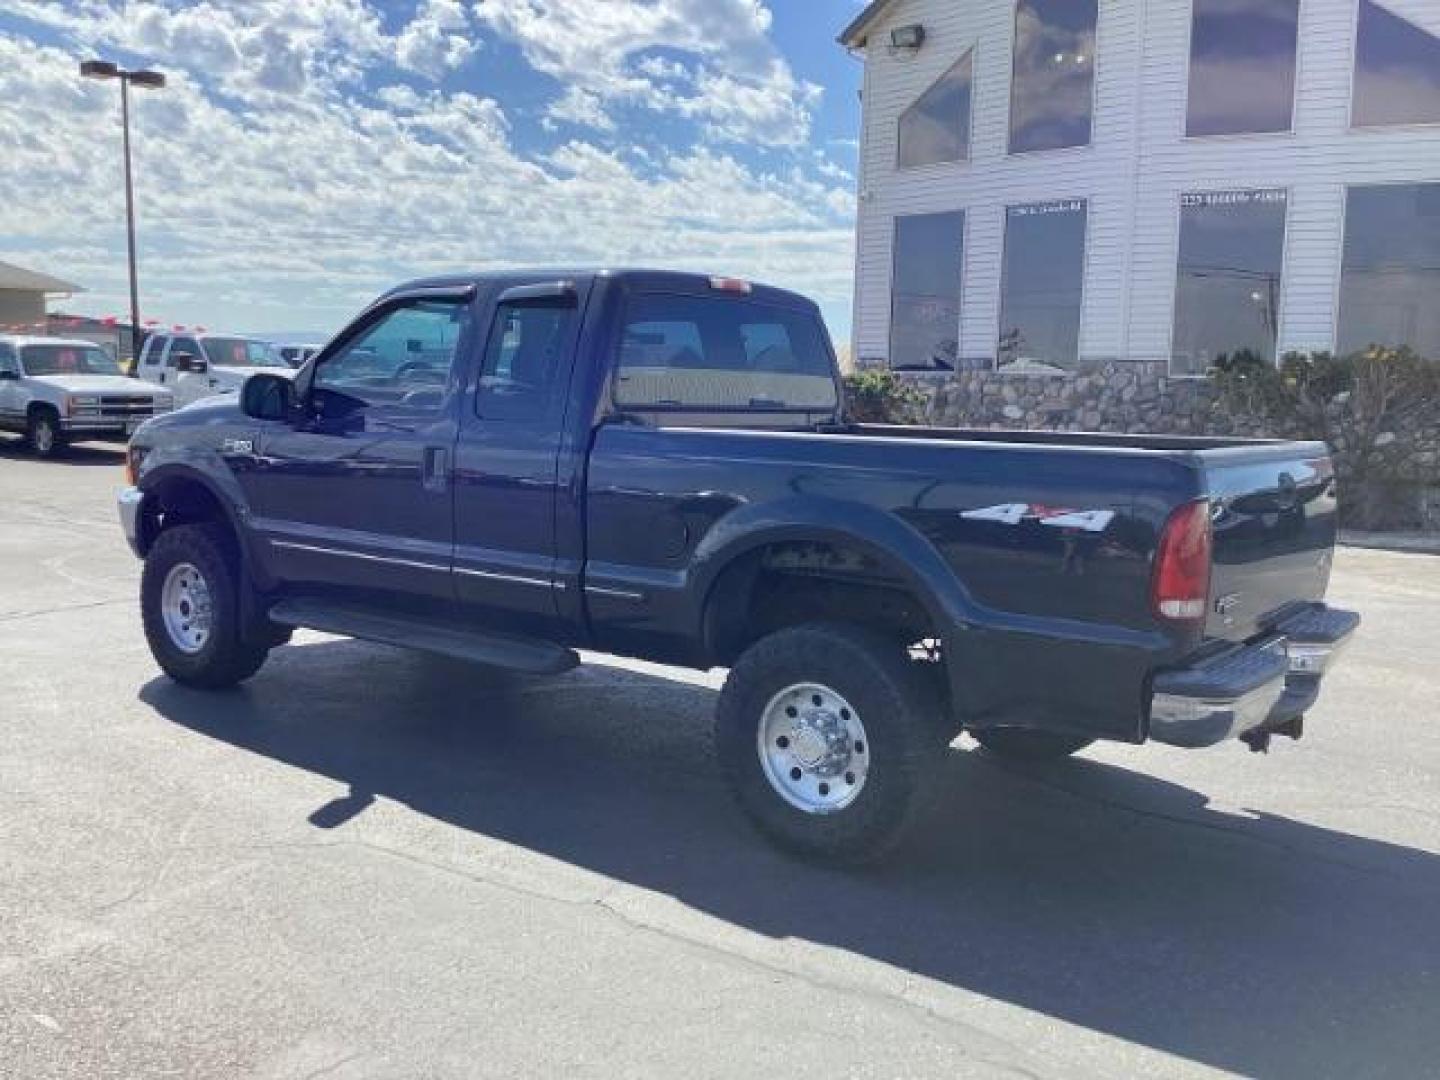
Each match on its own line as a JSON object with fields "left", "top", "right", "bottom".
{"left": 842, "top": 368, "right": 925, "bottom": 424}
{"left": 1210, "top": 347, "right": 1440, "bottom": 529}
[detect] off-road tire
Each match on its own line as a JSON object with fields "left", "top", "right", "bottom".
{"left": 972, "top": 728, "right": 1094, "bottom": 761}
{"left": 715, "top": 622, "right": 947, "bottom": 865}
{"left": 141, "top": 522, "right": 270, "bottom": 689}
{"left": 26, "top": 408, "right": 65, "bottom": 458}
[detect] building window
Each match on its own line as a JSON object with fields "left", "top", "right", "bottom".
{"left": 1008, "top": 0, "right": 1097, "bottom": 154}
{"left": 889, "top": 212, "right": 965, "bottom": 371}
{"left": 1186, "top": 0, "right": 1300, "bottom": 137}
{"left": 997, "top": 199, "right": 1087, "bottom": 372}
{"left": 1337, "top": 183, "right": 1440, "bottom": 360}
{"left": 1171, "top": 190, "right": 1288, "bottom": 377}
{"left": 1353, "top": 0, "right": 1440, "bottom": 128}
{"left": 898, "top": 50, "right": 974, "bottom": 168}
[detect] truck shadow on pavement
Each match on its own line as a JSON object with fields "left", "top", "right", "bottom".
{"left": 140, "top": 638, "right": 1439, "bottom": 1080}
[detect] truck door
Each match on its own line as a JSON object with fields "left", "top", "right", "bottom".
{"left": 137, "top": 335, "right": 169, "bottom": 389}
{"left": 452, "top": 281, "right": 587, "bottom": 638}
{"left": 0, "top": 344, "right": 21, "bottom": 425}
{"left": 240, "top": 291, "right": 472, "bottom": 609}
{"left": 166, "top": 335, "right": 209, "bottom": 405}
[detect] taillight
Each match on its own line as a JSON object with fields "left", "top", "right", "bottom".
{"left": 1152, "top": 499, "right": 1212, "bottom": 623}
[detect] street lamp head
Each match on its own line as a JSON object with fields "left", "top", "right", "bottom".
{"left": 128, "top": 69, "right": 166, "bottom": 89}
{"left": 80, "top": 59, "right": 120, "bottom": 80}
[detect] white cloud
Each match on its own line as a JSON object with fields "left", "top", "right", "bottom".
{"left": 475, "top": 0, "right": 822, "bottom": 146}
{"left": 395, "top": 0, "right": 479, "bottom": 79}
{"left": 0, "top": 15, "right": 854, "bottom": 334}
{"left": 543, "top": 86, "right": 615, "bottom": 132}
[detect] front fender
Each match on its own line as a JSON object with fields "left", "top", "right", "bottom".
{"left": 135, "top": 450, "right": 273, "bottom": 589}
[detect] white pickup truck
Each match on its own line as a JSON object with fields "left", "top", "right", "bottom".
{"left": 0, "top": 335, "right": 173, "bottom": 457}
{"left": 135, "top": 331, "right": 294, "bottom": 408}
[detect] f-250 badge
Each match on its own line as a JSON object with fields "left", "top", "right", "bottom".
{"left": 221, "top": 438, "right": 254, "bottom": 455}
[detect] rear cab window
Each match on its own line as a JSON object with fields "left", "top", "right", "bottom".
{"left": 614, "top": 293, "right": 838, "bottom": 413}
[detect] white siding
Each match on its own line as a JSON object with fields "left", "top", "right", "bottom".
{"left": 853, "top": 0, "right": 1440, "bottom": 368}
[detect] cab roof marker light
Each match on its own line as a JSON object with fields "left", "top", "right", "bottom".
{"left": 709, "top": 276, "right": 752, "bottom": 294}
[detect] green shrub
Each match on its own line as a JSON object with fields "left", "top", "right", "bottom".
{"left": 842, "top": 368, "right": 925, "bottom": 424}
{"left": 1210, "top": 346, "right": 1440, "bottom": 528}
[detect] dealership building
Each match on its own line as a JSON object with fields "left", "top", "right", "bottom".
{"left": 840, "top": 0, "right": 1440, "bottom": 390}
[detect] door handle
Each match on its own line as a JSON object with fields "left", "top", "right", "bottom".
{"left": 422, "top": 446, "right": 450, "bottom": 493}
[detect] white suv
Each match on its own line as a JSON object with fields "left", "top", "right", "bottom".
{"left": 135, "top": 332, "right": 294, "bottom": 408}
{"left": 0, "top": 335, "right": 174, "bottom": 457}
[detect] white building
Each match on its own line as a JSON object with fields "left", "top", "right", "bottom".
{"left": 840, "top": 0, "right": 1440, "bottom": 376}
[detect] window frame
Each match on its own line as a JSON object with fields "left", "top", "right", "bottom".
{"left": 1181, "top": 0, "right": 1304, "bottom": 142}
{"left": 142, "top": 335, "right": 169, "bottom": 367}
{"left": 1005, "top": 0, "right": 1101, "bottom": 159}
{"left": 1347, "top": 0, "right": 1440, "bottom": 133}
{"left": 995, "top": 197, "right": 1091, "bottom": 375}
{"left": 887, "top": 210, "right": 968, "bottom": 374}
{"left": 897, "top": 46, "right": 976, "bottom": 171}
{"left": 1165, "top": 187, "right": 1293, "bottom": 380}
{"left": 473, "top": 294, "right": 582, "bottom": 423}
{"left": 607, "top": 290, "right": 841, "bottom": 415}
{"left": 303, "top": 288, "right": 477, "bottom": 416}
{"left": 1331, "top": 179, "right": 1440, "bottom": 360}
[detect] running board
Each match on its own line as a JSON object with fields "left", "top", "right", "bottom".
{"left": 267, "top": 599, "right": 579, "bottom": 675}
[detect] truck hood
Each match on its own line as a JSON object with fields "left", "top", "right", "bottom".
{"left": 31, "top": 374, "right": 166, "bottom": 396}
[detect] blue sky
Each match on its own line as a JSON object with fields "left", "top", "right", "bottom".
{"left": 0, "top": 1, "right": 866, "bottom": 341}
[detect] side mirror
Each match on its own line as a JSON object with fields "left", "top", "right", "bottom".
{"left": 173, "top": 351, "right": 207, "bottom": 373}
{"left": 241, "top": 373, "right": 294, "bottom": 421}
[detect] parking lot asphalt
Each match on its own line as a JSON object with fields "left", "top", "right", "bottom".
{"left": 2, "top": 438, "right": 1437, "bottom": 1080}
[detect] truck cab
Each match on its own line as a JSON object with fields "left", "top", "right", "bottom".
{"left": 135, "top": 332, "right": 293, "bottom": 408}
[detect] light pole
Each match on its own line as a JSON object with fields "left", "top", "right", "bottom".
{"left": 80, "top": 59, "right": 165, "bottom": 368}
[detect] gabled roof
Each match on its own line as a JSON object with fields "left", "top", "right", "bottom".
{"left": 0, "top": 260, "right": 83, "bottom": 295}
{"left": 838, "top": 0, "right": 903, "bottom": 48}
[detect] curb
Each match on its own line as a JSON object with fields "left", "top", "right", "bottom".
{"left": 1339, "top": 531, "right": 1440, "bottom": 556}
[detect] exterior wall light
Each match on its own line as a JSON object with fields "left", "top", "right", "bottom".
{"left": 890, "top": 24, "right": 926, "bottom": 52}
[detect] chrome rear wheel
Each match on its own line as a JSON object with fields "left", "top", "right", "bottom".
{"left": 757, "top": 682, "right": 870, "bottom": 814}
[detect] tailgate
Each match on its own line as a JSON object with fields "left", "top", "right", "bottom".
{"left": 1200, "top": 442, "right": 1338, "bottom": 643}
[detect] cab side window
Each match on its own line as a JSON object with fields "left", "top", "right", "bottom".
{"left": 0, "top": 344, "right": 18, "bottom": 376}
{"left": 476, "top": 300, "right": 579, "bottom": 422}
{"left": 143, "top": 336, "right": 169, "bottom": 367}
{"left": 313, "top": 298, "right": 470, "bottom": 415}
{"left": 169, "top": 337, "right": 202, "bottom": 368}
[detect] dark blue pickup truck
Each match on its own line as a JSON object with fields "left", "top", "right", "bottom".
{"left": 118, "top": 270, "right": 1358, "bottom": 862}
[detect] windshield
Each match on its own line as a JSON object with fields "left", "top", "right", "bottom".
{"left": 202, "top": 337, "right": 274, "bottom": 368}
{"left": 21, "top": 344, "right": 124, "bottom": 377}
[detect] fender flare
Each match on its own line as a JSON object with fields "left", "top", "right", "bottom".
{"left": 134, "top": 457, "right": 271, "bottom": 582}
{"left": 689, "top": 496, "right": 986, "bottom": 651}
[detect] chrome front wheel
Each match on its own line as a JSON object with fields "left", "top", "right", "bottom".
{"left": 160, "top": 561, "right": 213, "bottom": 654}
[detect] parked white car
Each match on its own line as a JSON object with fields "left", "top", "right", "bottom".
{"left": 0, "top": 335, "right": 174, "bottom": 457}
{"left": 135, "top": 331, "right": 294, "bottom": 408}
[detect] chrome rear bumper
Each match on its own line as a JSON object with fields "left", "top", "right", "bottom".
{"left": 1149, "top": 605, "right": 1359, "bottom": 748}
